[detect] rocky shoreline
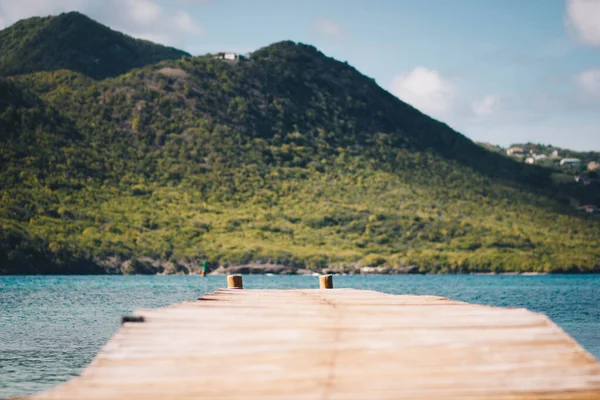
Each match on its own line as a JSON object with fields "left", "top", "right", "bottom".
{"left": 207, "top": 264, "right": 423, "bottom": 276}
{"left": 94, "top": 258, "right": 567, "bottom": 275}
{"left": 105, "top": 258, "right": 600, "bottom": 275}
{"left": 4, "top": 255, "right": 599, "bottom": 275}
{"left": 204, "top": 266, "right": 552, "bottom": 275}
{"left": 94, "top": 257, "right": 425, "bottom": 275}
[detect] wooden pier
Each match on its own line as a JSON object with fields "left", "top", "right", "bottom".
{"left": 18, "top": 276, "right": 600, "bottom": 399}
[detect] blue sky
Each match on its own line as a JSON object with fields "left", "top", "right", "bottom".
{"left": 1, "top": 0, "right": 599, "bottom": 150}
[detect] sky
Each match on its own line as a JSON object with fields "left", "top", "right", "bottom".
{"left": 1, "top": 0, "right": 600, "bottom": 150}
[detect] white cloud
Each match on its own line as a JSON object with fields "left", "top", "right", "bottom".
{"left": 0, "top": 0, "right": 83, "bottom": 22}
{"left": 315, "top": 18, "right": 348, "bottom": 42}
{"left": 173, "top": 11, "right": 202, "bottom": 34}
{"left": 565, "top": 0, "right": 600, "bottom": 46}
{"left": 390, "top": 67, "right": 455, "bottom": 117}
{"left": 472, "top": 95, "right": 498, "bottom": 117}
{"left": 173, "top": 0, "right": 212, "bottom": 3}
{"left": 126, "top": 0, "right": 161, "bottom": 24}
{"left": 0, "top": 0, "right": 204, "bottom": 48}
{"left": 577, "top": 68, "right": 600, "bottom": 95}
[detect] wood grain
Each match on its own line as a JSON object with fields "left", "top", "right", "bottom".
{"left": 16, "top": 288, "right": 600, "bottom": 399}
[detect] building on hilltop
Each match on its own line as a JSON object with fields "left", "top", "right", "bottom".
{"left": 215, "top": 52, "right": 237, "bottom": 60}
{"left": 575, "top": 171, "right": 600, "bottom": 185}
{"left": 589, "top": 161, "right": 600, "bottom": 171}
{"left": 560, "top": 158, "right": 581, "bottom": 166}
{"left": 507, "top": 147, "right": 525, "bottom": 156}
{"left": 575, "top": 175, "right": 592, "bottom": 184}
{"left": 214, "top": 52, "right": 246, "bottom": 61}
{"left": 525, "top": 154, "right": 548, "bottom": 164}
{"left": 579, "top": 205, "right": 600, "bottom": 214}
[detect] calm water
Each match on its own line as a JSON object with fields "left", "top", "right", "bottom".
{"left": 1, "top": 274, "right": 599, "bottom": 397}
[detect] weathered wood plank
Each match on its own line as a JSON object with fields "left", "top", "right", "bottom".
{"left": 16, "top": 288, "right": 600, "bottom": 399}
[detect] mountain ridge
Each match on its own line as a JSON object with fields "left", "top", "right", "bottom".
{"left": 1, "top": 14, "right": 599, "bottom": 274}
{"left": 0, "top": 12, "right": 189, "bottom": 80}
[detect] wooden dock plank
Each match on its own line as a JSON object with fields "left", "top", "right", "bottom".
{"left": 17, "top": 288, "right": 600, "bottom": 400}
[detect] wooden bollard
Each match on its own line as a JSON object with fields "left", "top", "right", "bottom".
{"left": 319, "top": 274, "right": 333, "bottom": 289}
{"left": 227, "top": 274, "right": 243, "bottom": 289}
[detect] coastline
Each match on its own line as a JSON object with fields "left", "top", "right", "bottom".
{"left": 205, "top": 265, "right": 552, "bottom": 276}
{"left": 5, "top": 256, "right": 600, "bottom": 275}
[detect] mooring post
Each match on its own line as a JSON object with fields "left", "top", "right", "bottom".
{"left": 319, "top": 274, "right": 333, "bottom": 289}
{"left": 227, "top": 274, "right": 243, "bottom": 289}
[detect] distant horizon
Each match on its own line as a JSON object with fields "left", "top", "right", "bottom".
{"left": 1, "top": 0, "right": 599, "bottom": 151}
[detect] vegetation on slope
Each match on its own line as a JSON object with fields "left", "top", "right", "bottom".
{"left": 475, "top": 141, "right": 600, "bottom": 208}
{"left": 0, "top": 18, "right": 598, "bottom": 274}
{"left": 0, "top": 12, "right": 188, "bottom": 79}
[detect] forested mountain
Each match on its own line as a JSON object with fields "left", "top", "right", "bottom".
{"left": 1, "top": 14, "right": 599, "bottom": 274}
{"left": 0, "top": 12, "right": 188, "bottom": 79}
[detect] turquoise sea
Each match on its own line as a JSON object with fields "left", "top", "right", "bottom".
{"left": 1, "top": 274, "right": 599, "bottom": 398}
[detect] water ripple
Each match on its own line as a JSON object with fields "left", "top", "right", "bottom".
{"left": 1, "top": 274, "right": 599, "bottom": 397}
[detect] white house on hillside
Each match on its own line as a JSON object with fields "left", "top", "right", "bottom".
{"left": 560, "top": 158, "right": 581, "bottom": 166}
{"left": 507, "top": 147, "right": 525, "bottom": 156}
{"left": 214, "top": 52, "right": 240, "bottom": 61}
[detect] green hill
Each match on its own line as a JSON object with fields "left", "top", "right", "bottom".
{"left": 1, "top": 16, "right": 599, "bottom": 274}
{"left": 0, "top": 12, "right": 188, "bottom": 80}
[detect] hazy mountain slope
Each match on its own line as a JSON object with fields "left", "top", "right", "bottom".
{"left": 0, "top": 12, "right": 189, "bottom": 79}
